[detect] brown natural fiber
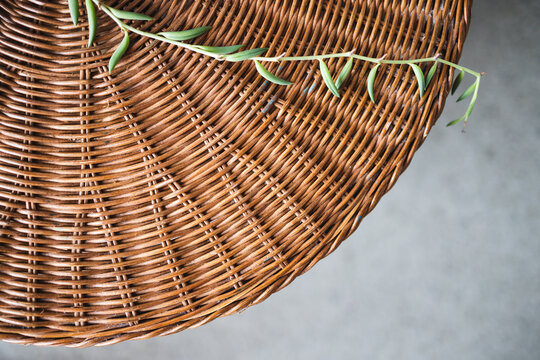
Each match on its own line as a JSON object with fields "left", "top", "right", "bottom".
{"left": 0, "top": 0, "right": 472, "bottom": 347}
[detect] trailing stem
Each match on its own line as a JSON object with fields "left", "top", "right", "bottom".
{"left": 74, "top": 0, "right": 482, "bottom": 127}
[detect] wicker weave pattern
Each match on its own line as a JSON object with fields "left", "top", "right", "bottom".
{"left": 0, "top": 0, "right": 471, "bottom": 346}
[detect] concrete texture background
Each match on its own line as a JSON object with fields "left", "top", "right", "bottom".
{"left": 1, "top": 0, "right": 538, "bottom": 358}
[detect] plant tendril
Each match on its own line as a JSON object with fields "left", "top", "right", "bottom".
{"left": 72, "top": 0, "right": 482, "bottom": 127}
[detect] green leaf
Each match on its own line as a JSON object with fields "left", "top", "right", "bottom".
{"left": 335, "top": 57, "right": 354, "bottom": 89}
{"left": 465, "top": 101, "right": 476, "bottom": 119}
{"left": 254, "top": 60, "right": 292, "bottom": 86}
{"left": 448, "top": 78, "right": 480, "bottom": 126}
{"left": 225, "top": 48, "right": 268, "bottom": 62}
{"left": 451, "top": 70, "right": 464, "bottom": 95}
{"left": 409, "top": 63, "right": 425, "bottom": 98}
{"left": 319, "top": 60, "right": 340, "bottom": 97}
{"left": 194, "top": 45, "right": 244, "bottom": 55}
{"left": 456, "top": 82, "right": 477, "bottom": 102}
{"left": 446, "top": 116, "right": 465, "bottom": 127}
{"left": 109, "top": 31, "right": 130, "bottom": 73}
{"left": 464, "top": 93, "right": 477, "bottom": 119}
{"left": 69, "top": 0, "right": 79, "bottom": 26}
{"left": 85, "top": 0, "right": 97, "bottom": 47}
{"left": 108, "top": 7, "right": 153, "bottom": 21}
{"left": 158, "top": 26, "right": 212, "bottom": 41}
{"left": 367, "top": 64, "right": 380, "bottom": 103}
{"left": 425, "top": 62, "right": 438, "bottom": 90}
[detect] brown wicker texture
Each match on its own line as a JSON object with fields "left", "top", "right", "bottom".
{"left": 0, "top": 0, "right": 472, "bottom": 347}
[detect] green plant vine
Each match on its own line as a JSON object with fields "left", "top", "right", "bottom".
{"left": 69, "top": 0, "right": 484, "bottom": 127}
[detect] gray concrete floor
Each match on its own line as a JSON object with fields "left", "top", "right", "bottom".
{"left": 1, "top": 1, "right": 539, "bottom": 359}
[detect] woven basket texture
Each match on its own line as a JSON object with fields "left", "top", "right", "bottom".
{"left": 0, "top": 0, "right": 472, "bottom": 347}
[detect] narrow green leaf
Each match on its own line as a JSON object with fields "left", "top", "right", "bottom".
{"left": 69, "top": 0, "right": 79, "bottom": 26}
{"left": 319, "top": 60, "right": 340, "bottom": 97}
{"left": 448, "top": 78, "right": 479, "bottom": 127}
{"left": 335, "top": 57, "right": 354, "bottom": 89}
{"left": 109, "top": 31, "right": 130, "bottom": 73}
{"left": 85, "top": 0, "right": 97, "bottom": 47}
{"left": 456, "top": 82, "right": 477, "bottom": 102}
{"left": 464, "top": 95, "right": 477, "bottom": 120}
{"left": 225, "top": 48, "right": 268, "bottom": 62}
{"left": 254, "top": 60, "right": 292, "bottom": 86}
{"left": 193, "top": 45, "right": 243, "bottom": 55}
{"left": 409, "top": 64, "right": 425, "bottom": 98}
{"left": 446, "top": 117, "right": 465, "bottom": 127}
{"left": 108, "top": 7, "right": 153, "bottom": 21}
{"left": 367, "top": 64, "right": 380, "bottom": 103}
{"left": 451, "top": 70, "right": 464, "bottom": 95}
{"left": 425, "top": 62, "right": 438, "bottom": 90}
{"left": 158, "top": 26, "right": 212, "bottom": 41}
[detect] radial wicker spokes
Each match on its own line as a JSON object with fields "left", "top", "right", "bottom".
{"left": 0, "top": 0, "right": 472, "bottom": 347}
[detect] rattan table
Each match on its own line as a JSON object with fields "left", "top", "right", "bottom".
{"left": 0, "top": 0, "right": 472, "bottom": 346}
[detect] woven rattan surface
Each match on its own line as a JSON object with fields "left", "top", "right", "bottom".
{"left": 0, "top": 0, "right": 472, "bottom": 347}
